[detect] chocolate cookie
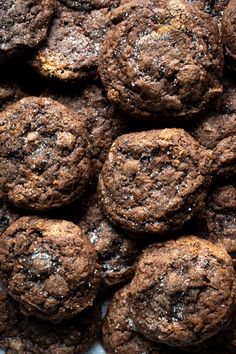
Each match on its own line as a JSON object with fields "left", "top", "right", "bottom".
{"left": 0, "top": 201, "right": 21, "bottom": 236}
{"left": 0, "top": 291, "right": 101, "bottom": 353}
{"left": 129, "top": 236, "right": 235, "bottom": 346}
{"left": 192, "top": 81, "right": 236, "bottom": 179}
{"left": 32, "top": 2, "right": 111, "bottom": 81}
{"left": 99, "top": 128, "right": 212, "bottom": 234}
{"left": 103, "top": 285, "right": 174, "bottom": 354}
{"left": 74, "top": 192, "right": 138, "bottom": 287}
{"left": 99, "top": 0, "right": 223, "bottom": 122}
{"left": 200, "top": 183, "right": 236, "bottom": 266}
{"left": 42, "top": 83, "right": 127, "bottom": 184}
{"left": 222, "top": 0, "right": 236, "bottom": 73}
{"left": 59, "top": 0, "right": 120, "bottom": 11}
{"left": 187, "top": 0, "right": 229, "bottom": 17}
{"left": 0, "top": 96, "right": 90, "bottom": 211}
{"left": 0, "top": 216, "right": 101, "bottom": 322}
{"left": 0, "top": 0, "right": 55, "bottom": 62}
{"left": 181, "top": 312, "right": 236, "bottom": 353}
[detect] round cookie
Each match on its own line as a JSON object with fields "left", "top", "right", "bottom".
{"left": 42, "top": 83, "right": 127, "bottom": 184}
{"left": 99, "top": 0, "right": 223, "bottom": 122}
{"left": 200, "top": 183, "right": 236, "bottom": 266}
{"left": 74, "top": 192, "right": 138, "bottom": 287}
{"left": 99, "top": 128, "right": 212, "bottom": 234}
{"left": 32, "top": 2, "right": 111, "bottom": 81}
{"left": 59, "top": 0, "right": 120, "bottom": 11}
{"left": 0, "top": 216, "right": 101, "bottom": 322}
{"left": 0, "top": 200, "right": 21, "bottom": 236}
{"left": 192, "top": 80, "right": 236, "bottom": 179}
{"left": 0, "top": 0, "right": 55, "bottom": 62}
{"left": 0, "top": 96, "right": 90, "bottom": 211}
{"left": 103, "top": 285, "right": 177, "bottom": 354}
{"left": 0, "top": 291, "right": 101, "bottom": 354}
{"left": 129, "top": 236, "right": 235, "bottom": 346}
{"left": 222, "top": 0, "right": 236, "bottom": 73}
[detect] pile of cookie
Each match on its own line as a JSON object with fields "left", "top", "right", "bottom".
{"left": 0, "top": 0, "right": 235, "bottom": 353}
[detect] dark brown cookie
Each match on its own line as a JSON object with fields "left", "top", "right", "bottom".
{"left": 0, "top": 291, "right": 101, "bottom": 354}
{"left": 73, "top": 192, "right": 138, "bottom": 287}
{"left": 59, "top": 0, "right": 120, "bottom": 11}
{"left": 222, "top": 0, "right": 236, "bottom": 73}
{"left": 187, "top": 0, "right": 229, "bottom": 17}
{"left": 103, "top": 285, "right": 176, "bottom": 354}
{"left": 32, "top": 2, "right": 111, "bottom": 81}
{"left": 99, "top": 128, "right": 212, "bottom": 234}
{"left": 192, "top": 81, "right": 236, "bottom": 179}
{"left": 0, "top": 200, "right": 21, "bottom": 236}
{"left": 129, "top": 236, "right": 235, "bottom": 347}
{"left": 181, "top": 311, "right": 236, "bottom": 354}
{"left": 0, "top": 0, "right": 55, "bottom": 62}
{"left": 42, "top": 83, "right": 127, "bottom": 185}
{"left": 0, "top": 216, "right": 101, "bottom": 322}
{"left": 199, "top": 183, "right": 236, "bottom": 266}
{"left": 0, "top": 96, "right": 90, "bottom": 211}
{"left": 99, "top": 0, "right": 223, "bottom": 122}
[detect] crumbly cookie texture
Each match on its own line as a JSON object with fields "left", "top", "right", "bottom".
{"left": 99, "top": 0, "right": 223, "bottom": 122}
{"left": 42, "top": 83, "right": 127, "bottom": 185}
{"left": 0, "top": 290, "right": 101, "bottom": 354}
{"left": 0, "top": 200, "right": 21, "bottom": 236}
{"left": 59, "top": 0, "right": 120, "bottom": 11}
{"left": 222, "top": 0, "right": 236, "bottom": 73}
{"left": 0, "top": 0, "right": 55, "bottom": 61}
{"left": 0, "top": 216, "right": 101, "bottom": 322}
{"left": 73, "top": 192, "right": 138, "bottom": 287}
{"left": 103, "top": 285, "right": 172, "bottom": 354}
{"left": 32, "top": 2, "right": 112, "bottom": 81}
{"left": 200, "top": 183, "right": 236, "bottom": 266}
{"left": 129, "top": 236, "right": 235, "bottom": 346}
{"left": 0, "top": 96, "right": 91, "bottom": 211}
{"left": 192, "top": 80, "right": 236, "bottom": 179}
{"left": 99, "top": 128, "right": 212, "bottom": 234}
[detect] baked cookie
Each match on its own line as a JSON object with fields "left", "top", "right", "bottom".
{"left": 42, "top": 83, "right": 127, "bottom": 184}
{"left": 192, "top": 80, "right": 236, "bottom": 179}
{"left": 99, "top": 0, "right": 223, "bottom": 122}
{"left": 103, "top": 285, "right": 176, "bottom": 354}
{"left": 187, "top": 0, "right": 229, "bottom": 17}
{"left": 32, "top": 2, "right": 111, "bottom": 81}
{"left": 59, "top": 0, "right": 120, "bottom": 11}
{"left": 0, "top": 0, "right": 55, "bottom": 62}
{"left": 73, "top": 192, "right": 138, "bottom": 287}
{"left": 200, "top": 183, "right": 236, "bottom": 266}
{"left": 0, "top": 201, "right": 21, "bottom": 236}
{"left": 222, "top": 0, "right": 236, "bottom": 73}
{"left": 0, "top": 216, "right": 101, "bottom": 322}
{"left": 181, "top": 312, "right": 236, "bottom": 353}
{"left": 99, "top": 128, "right": 212, "bottom": 234}
{"left": 0, "top": 291, "right": 101, "bottom": 354}
{"left": 0, "top": 96, "right": 90, "bottom": 211}
{"left": 129, "top": 236, "right": 235, "bottom": 346}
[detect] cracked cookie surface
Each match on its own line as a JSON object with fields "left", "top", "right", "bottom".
{"left": 99, "top": 0, "right": 223, "bottom": 122}
{"left": 74, "top": 192, "right": 138, "bottom": 287}
{"left": 32, "top": 2, "right": 111, "bottom": 81}
{"left": 129, "top": 236, "right": 235, "bottom": 346}
{"left": 0, "top": 216, "right": 101, "bottom": 322}
{"left": 0, "top": 0, "right": 55, "bottom": 61}
{"left": 0, "top": 96, "right": 90, "bottom": 211}
{"left": 0, "top": 290, "right": 101, "bottom": 353}
{"left": 99, "top": 128, "right": 212, "bottom": 234}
